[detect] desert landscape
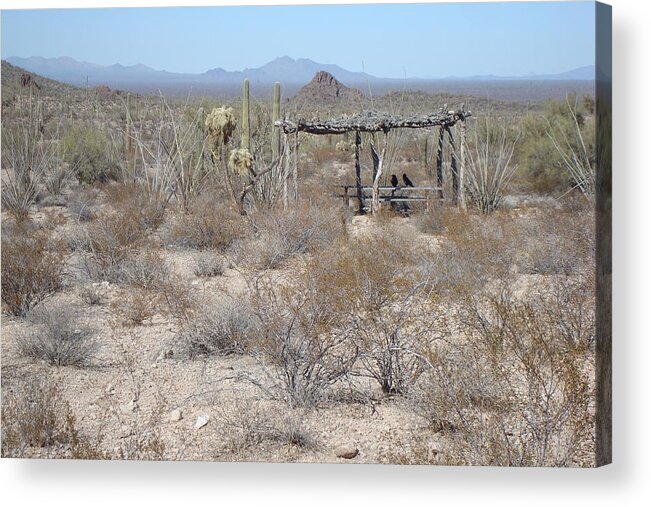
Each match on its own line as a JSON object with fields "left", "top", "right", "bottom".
{"left": 0, "top": 57, "right": 599, "bottom": 465}
{"left": 0, "top": 1, "right": 605, "bottom": 466}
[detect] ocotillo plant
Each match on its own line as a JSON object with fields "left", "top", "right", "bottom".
{"left": 242, "top": 79, "right": 250, "bottom": 150}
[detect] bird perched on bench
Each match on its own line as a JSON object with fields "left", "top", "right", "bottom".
{"left": 390, "top": 174, "right": 399, "bottom": 188}
{"left": 402, "top": 173, "right": 415, "bottom": 187}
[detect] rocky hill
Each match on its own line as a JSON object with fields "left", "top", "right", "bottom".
{"left": 295, "top": 71, "right": 363, "bottom": 103}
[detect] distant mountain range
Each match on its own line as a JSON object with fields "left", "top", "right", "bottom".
{"left": 6, "top": 55, "right": 595, "bottom": 87}
{"left": 3, "top": 56, "right": 597, "bottom": 101}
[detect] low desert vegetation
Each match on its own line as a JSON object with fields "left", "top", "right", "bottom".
{"left": 16, "top": 302, "right": 97, "bottom": 366}
{"left": 1, "top": 64, "right": 597, "bottom": 465}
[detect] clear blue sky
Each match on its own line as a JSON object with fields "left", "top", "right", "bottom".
{"left": 1, "top": 2, "right": 596, "bottom": 78}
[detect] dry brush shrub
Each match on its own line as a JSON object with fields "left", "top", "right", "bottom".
{"left": 193, "top": 251, "right": 225, "bottom": 277}
{"left": 165, "top": 195, "right": 245, "bottom": 251}
{"left": 232, "top": 200, "right": 346, "bottom": 270}
{"left": 415, "top": 210, "right": 518, "bottom": 299}
{"left": 315, "top": 229, "right": 437, "bottom": 395}
{"left": 1, "top": 373, "right": 72, "bottom": 457}
{"left": 16, "top": 302, "right": 97, "bottom": 366}
{"left": 516, "top": 206, "right": 594, "bottom": 275}
{"left": 412, "top": 279, "right": 594, "bottom": 467}
{"left": 72, "top": 184, "right": 165, "bottom": 284}
{"left": 1, "top": 220, "right": 66, "bottom": 316}
{"left": 245, "top": 268, "right": 359, "bottom": 408}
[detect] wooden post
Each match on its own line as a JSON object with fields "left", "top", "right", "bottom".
{"left": 293, "top": 130, "right": 299, "bottom": 201}
{"left": 372, "top": 131, "right": 390, "bottom": 215}
{"left": 436, "top": 126, "right": 445, "bottom": 200}
{"left": 283, "top": 133, "right": 289, "bottom": 210}
{"left": 458, "top": 112, "right": 467, "bottom": 209}
{"left": 446, "top": 127, "right": 459, "bottom": 205}
{"left": 371, "top": 139, "right": 380, "bottom": 183}
{"left": 354, "top": 131, "right": 364, "bottom": 214}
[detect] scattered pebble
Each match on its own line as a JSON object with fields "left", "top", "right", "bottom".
{"left": 170, "top": 409, "right": 183, "bottom": 423}
{"left": 194, "top": 415, "right": 210, "bottom": 429}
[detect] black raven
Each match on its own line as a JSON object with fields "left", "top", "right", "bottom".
{"left": 390, "top": 174, "right": 399, "bottom": 187}
{"left": 402, "top": 173, "right": 415, "bottom": 187}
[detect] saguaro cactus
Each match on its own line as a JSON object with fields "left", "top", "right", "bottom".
{"left": 242, "top": 79, "right": 250, "bottom": 150}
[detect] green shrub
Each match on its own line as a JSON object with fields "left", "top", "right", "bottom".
{"left": 63, "top": 125, "right": 120, "bottom": 184}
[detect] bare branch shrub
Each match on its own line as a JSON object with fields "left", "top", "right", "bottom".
{"left": 17, "top": 302, "right": 96, "bottom": 366}
{"left": 216, "top": 400, "right": 314, "bottom": 455}
{"left": 413, "top": 286, "right": 594, "bottom": 467}
{"left": 246, "top": 271, "right": 358, "bottom": 408}
{"left": 1, "top": 374, "right": 71, "bottom": 457}
{"left": 314, "top": 230, "right": 436, "bottom": 395}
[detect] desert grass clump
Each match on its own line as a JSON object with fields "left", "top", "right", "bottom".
{"left": 79, "top": 283, "right": 108, "bottom": 306}
{"left": 111, "top": 287, "right": 159, "bottom": 326}
{"left": 17, "top": 303, "right": 97, "bottom": 366}
{"left": 193, "top": 252, "right": 225, "bottom": 278}
{"left": 175, "top": 296, "right": 255, "bottom": 358}
{"left": 1, "top": 221, "right": 65, "bottom": 316}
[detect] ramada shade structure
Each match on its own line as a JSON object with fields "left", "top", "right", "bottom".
{"left": 274, "top": 107, "right": 471, "bottom": 214}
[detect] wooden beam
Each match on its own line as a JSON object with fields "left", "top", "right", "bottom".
{"left": 275, "top": 110, "right": 471, "bottom": 135}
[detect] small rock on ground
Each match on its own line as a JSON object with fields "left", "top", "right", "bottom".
{"left": 170, "top": 409, "right": 183, "bottom": 423}
{"left": 335, "top": 446, "right": 359, "bottom": 459}
{"left": 194, "top": 415, "right": 210, "bottom": 429}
